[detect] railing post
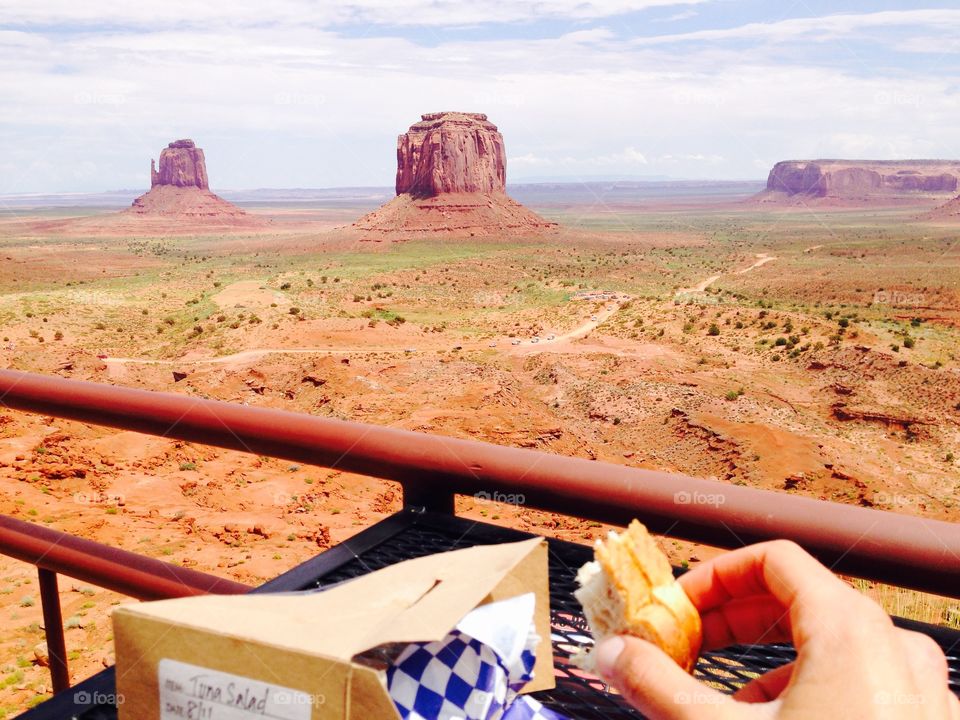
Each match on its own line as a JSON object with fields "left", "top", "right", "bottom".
{"left": 38, "top": 568, "right": 69, "bottom": 694}
{"left": 401, "top": 481, "right": 455, "bottom": 515}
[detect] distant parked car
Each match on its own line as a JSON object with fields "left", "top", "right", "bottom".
{"left": 590, "top": 316, "right": 598, "bottom": 321}
{"left": 546, "top": 334, "right": 556, "bottom": 341}
{"left": 404, "top": 348, "right": 416, "bottom": 353}
{"left": 96, "top": 353, "right": 107, "bottom": 359}
{"left": 531, "top": 337, "right": 540, "bottom": 344}
{"left": 511, "top": 339, "right": 521, "bottom": 346}
{"left": 488, "top": 342, "right": 497, "bottom": 348}
{"left": 453, "top": 345, "right": 462, "bottom": 351}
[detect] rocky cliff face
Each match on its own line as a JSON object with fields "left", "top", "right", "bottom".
{"left": 395, "top": 112, "right": 506, "bottom": 197}
{"left": 150, "top": 139, "right": 209, "bottom": 190}
{"left": 764, "top": 160, "right": 960, "bottom": 199}
{"left": 355, "top": 111, "right": 554, "bottom": 235}
{"left": 130, "top": 139, "right": 248, "bottom": 220}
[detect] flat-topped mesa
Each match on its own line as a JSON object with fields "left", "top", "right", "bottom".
{"left": 764, "top": 160, "right": 960, "bottom": 199}
{"left": 395, "top": 112, "right": 506, "bottom": 197}
{"left": 150, "top": 138, "right": 209, "bottom": 190}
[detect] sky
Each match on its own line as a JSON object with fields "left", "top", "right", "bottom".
{"left": 1, "top": 0, "right": 959, "bottom": 193}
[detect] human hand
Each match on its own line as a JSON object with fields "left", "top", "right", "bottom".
{"left": 593, "top": 540, "right": 959, "bottom": 719}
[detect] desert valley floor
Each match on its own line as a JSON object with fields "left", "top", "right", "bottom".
{"left": 0, "top": 188, "right": 958, "bottom": 711}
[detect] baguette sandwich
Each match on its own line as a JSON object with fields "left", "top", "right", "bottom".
{"left": 574, "top": 519, "right": 702, "bottom": 673}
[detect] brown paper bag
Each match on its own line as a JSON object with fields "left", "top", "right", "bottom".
{"left": 113, "top": 536, "right": 553, "bottom": 719}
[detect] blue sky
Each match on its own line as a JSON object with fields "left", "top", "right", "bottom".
{"left": 1, "top": 1, "right": 959, "bottom": 192}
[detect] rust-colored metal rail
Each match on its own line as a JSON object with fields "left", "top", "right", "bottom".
{"left": 1, "top": 368, "right": 958, "bottom": 599}
{"left": 0, "top": 512, "right": 249, "bottom": 693}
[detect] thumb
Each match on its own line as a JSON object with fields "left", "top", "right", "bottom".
{"left": 594, "top": 636, "right": 732, "bottom": 720}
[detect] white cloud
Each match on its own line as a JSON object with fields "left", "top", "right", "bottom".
{"left": 2, "top": 0, "right": 709, "bottom": 28}
{"left": 633, "top": 9, "right": 960, "bottom": 45}
{"left": 2, "top": 5, "right": 959, "bottom": 191}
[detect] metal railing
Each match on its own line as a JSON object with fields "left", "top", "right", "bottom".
{"left": 0, "top": 513, "right": 249, "bottom": 693}
{"left": 0, "top": 368, "right": 958, "bottom": 691}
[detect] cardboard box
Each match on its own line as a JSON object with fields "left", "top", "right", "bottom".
{"left": 114, "top": 537, "right": 553, "bottom": 719}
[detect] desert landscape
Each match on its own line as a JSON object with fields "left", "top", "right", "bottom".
{"left": 0, "top": 104, "right": 958, "bottom": 712}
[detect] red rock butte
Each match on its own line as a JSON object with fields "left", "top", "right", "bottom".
{"left": 756, "top": 160, "right": 960, "bottom": 203}
{"left": 129, "top": 139, "right": 247, "bottom": 219}
{"left": 355, "top": 112, "right": 555, "bottom": 235}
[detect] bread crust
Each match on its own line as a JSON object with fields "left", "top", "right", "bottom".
{"left": 575, "top": 520, "right": 702, "bottom": 673}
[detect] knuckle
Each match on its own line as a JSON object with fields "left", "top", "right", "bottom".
{"left": 901, "top": 629, "right": 947, "bottom": 670}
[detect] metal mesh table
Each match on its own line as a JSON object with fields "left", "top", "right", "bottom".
{"left": 18, "top": 508, "right": 960, "bottom": 719}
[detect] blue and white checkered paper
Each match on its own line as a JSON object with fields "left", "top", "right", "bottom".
{"left": 386, "top": 593, "right": 570, "bottom": 720}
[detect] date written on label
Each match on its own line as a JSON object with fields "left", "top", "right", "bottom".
{"left": 158, "top": 659, "right": 315, "bottom": 720}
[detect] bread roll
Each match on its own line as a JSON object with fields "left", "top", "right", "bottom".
{"left": 574, "top": 519, "right": 702, "bottom": 673}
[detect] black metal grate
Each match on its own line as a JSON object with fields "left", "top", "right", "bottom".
{"left": 20, "top": 510, "right": 960, "bottom": 720}
{"left": 289, "top": 513, "right": 959, "bottom": 717}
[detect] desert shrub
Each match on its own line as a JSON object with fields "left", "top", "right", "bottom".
{"left": 53, "top": 331, "right": 63, "bottom": 341}
{"left": 903, "top": 337, "right": 915, "bottom": 349}
{"left": 774, "top": 337, "right": 787, "bottom": 347}
{"left": 708, "top": 323, "right": 720, "bottom": 336}
{"left": 280, "top": 282, "right": 291, "bottom": 290}
{"left": 289, "top": 307, "right": 301, "bottom": 315}
{"left": 838, "top": 318, "right": 850, "bottom": 328}
{"left": 725, "top": 390, "right": 739, "bottom": 401}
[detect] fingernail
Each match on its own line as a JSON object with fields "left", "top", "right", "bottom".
{"left": 594, "top": 635, "right": 625, "bottom": 678}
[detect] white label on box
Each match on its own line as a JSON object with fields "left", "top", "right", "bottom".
{"left": 158, "top": 659, "right": 313, "bottom": 720}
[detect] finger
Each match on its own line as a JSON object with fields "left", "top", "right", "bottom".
{"left": 595, "top": 636, "right": 732, "bottom": 720}
{"left": 679, "top": 540, "right": 870, "bottom": 649}
{"left": 732, "top": 662, "right": 795, "bottom": 703}
{"left": 699, "top": 596, "right": 793, "bottom": 649}
{"left": 896, "top": 628, "right": 950, "bottom": 687}
{"left": 679, "top": 540, "right": 847, "bottom": 616}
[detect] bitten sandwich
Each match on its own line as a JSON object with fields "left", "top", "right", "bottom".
{"left": 574, "top": 519, "right": 702, "bottom": 673}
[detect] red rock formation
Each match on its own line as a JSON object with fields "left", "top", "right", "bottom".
{"left": 757, "top": 160, "right": 960, "bottom": 203}
{"left": 356, "top": 112, "right": 554, "bottom": 235}
{"left": 395, "top": 112, "right": 506, "bottom": 197}
{"left": 151, "top": 139, "right": 209, "bottom": 189}
{"left": 129, "top": 139, "right": 248, "bottom": 219}
{"left": 927, "top": 195, "right": 960, "bottom": 221}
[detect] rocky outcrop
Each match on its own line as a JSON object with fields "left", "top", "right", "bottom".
{"left": 151, "top": 139, "right": 209, "bottom": 189}
{"left": 395, "top": 112, "right": 506, "bottom": 197}
{"left": 129, "top": 139, "right": 248, "bottom": 220}
{"left": 355, "top": 112, "right": 554, "bottom": 235}
{"left": 758, "top": 160, "right": 960, "bottom": 202}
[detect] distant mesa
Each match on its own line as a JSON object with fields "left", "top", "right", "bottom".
{"left": 354, "top": 112, "right": 556, "bottom": 235}
{"left": 755, "top": 160, "right": 960, "bottom": 204}
{"left": 150, "top": 138, "right": 208, "bottom": 189}
{"left": 129, "top": 139, "right": 247, "bottom": 219}
{"left": 925, "top": 194, "right": 960, "bottom": 222}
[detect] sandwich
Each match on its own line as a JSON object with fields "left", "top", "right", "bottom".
{"left": 574, "top": 519, "right": 702, "bottom": 673}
